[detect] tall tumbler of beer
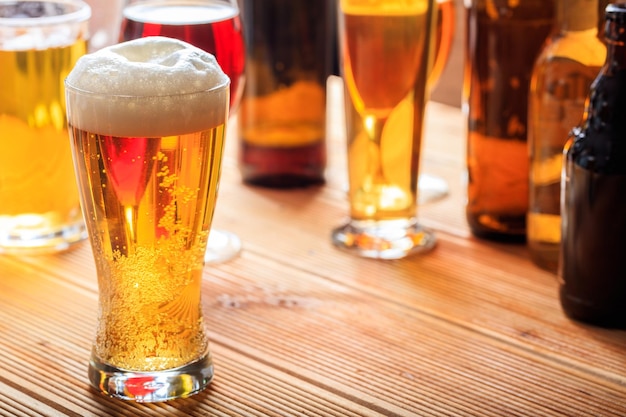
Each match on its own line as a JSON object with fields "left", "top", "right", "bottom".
{"left": 0, "top": 0, "right": 90, "bottom": 254}
{"left": 332, "top": 0, "right": 437, "bottom": 259}
{"left": 65, "top": 36, "right": 229, "bottom": 402}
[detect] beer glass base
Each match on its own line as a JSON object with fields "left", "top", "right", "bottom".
{"left": 331, "top": 218, "right": 436, "bottom": 260}
{"left": 418, "top": 173, "right": 449, "bottom": 205}
{"left": 88, "top": 353, "right": 214, "bottom": 403}
{"left": 204, "top": 229, "right": 242, "bottom": 264}
{"left": 0, "top": 218, "right": 87, "bottom": 254}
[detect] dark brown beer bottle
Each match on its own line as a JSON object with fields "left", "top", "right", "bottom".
{"left": 464, "top": 0, "right": 556, "bottom": 241}
{"left": 238, "top": 0, "right": 335, "bottom": 188}
{"left": 527, "top": 0, "right": 606, "bottom": 273}
{"left": 560, "top": 4, "right": 626, "bottom": 328}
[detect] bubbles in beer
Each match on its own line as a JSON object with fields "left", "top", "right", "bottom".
{"left": 85, "top": 129, "right": 224, "bottom": 371}
{"left": 96, "top": 147, "right": 210, "bottom": 371}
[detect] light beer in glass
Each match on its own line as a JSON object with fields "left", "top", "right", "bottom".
{"left": 0, "top": 0, "right": 90, "bottom": 253}
{"left": 332, "top": 0, "right": 437, "bottom": 259}
{"left": 66, "top": 36, "right": 229, "bottom": 402}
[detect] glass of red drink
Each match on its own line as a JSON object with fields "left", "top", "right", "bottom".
{"left": 121, "top": 0, "right": 245, "bottom": 263}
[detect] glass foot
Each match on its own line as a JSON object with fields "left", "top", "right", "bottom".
{"left": 204, "top": 229, "right": 242, "bottom": 264}
{"left": 418, "top": 173, "right": 449, "bottom": 205}
{"left": 88, "top": 352, "right": 214, "bottom": 403}
{"left": 331, "top": 218, "right": 436, "bottom": 260}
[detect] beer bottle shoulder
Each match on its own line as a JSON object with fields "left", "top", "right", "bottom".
{"left": 587, "top": 71, "right": 626, "bottom": 132}
{"left": 572, "top": 70, "right": 626, "bottom": 174}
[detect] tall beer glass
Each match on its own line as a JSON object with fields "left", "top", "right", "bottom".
{"left": 0, "top": 0, "right": 90, "bottom": 254}
{"left": 120, "top": 0, "right": 245, "bottom": 264}
{"left": 332, "top": 0, "right": 437, "bottom": 259}
{"left": 66, "top": 36, "right": 229, "bottom": 402}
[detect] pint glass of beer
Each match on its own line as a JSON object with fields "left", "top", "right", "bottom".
{"left": 65, "top": 36, "right": 229, "bottom": 402}
{"left": 332, "top": 0, "right": 437, "bottom": 259}
{"left": 0, "top": 0, "right": 90, "bottom": 254}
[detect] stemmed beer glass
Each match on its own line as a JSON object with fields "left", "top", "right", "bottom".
{"left": 333, "top": 0, "right": 438, "bottom": 259}
{"left": 120, "top": 0, "right": 245, "bottom": 263}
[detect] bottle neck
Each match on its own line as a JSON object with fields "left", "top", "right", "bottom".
{"left": 557, "top": 0, "right": 598, "bottom": 32}
{"left": 603, "top": 4, "right": 626, "bottom": 73}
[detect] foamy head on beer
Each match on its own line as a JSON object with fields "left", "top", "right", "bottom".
{"left": 65, "top": 36, "right": 230, "bottom": 138}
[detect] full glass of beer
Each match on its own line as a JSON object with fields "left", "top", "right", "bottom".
{"left": 120, "top": 0, "right": 245, "bottom": 264}
{"left": 0, "top": 0, "right": 90, "bottom": 254}
{"left": 65, "top": 36, "right": 229, "bottom": 402}
{"left": 332, "top": 0, "right": 437, "bottom": 259}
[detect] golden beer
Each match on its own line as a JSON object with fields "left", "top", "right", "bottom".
{"left": 332, "top": 0, "right": 436, "bottom": 259}
{"left": 70, "top": 127, "right": 225, "bottom": 371}
{"left": 0, "top": 0, "right": 89, "bottom": 253}
{"left": 342, "top": 0, "right": 432, "bottom": 220}
{"left": 66, "top": 36, "right": 229, "bottom": 401}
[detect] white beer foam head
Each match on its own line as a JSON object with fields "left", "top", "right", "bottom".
{"left": 66, "top": 36, "right": 230, "bottom": 137}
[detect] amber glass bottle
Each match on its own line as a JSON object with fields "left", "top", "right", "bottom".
{"left": 560, "top": 4, "right": 626, "bottom": 328}
{"left": 527, "top": 0, "right": 606, "bottom": 272}
{"left": 464, "top": 0, "right": 556, "bottom": 241}
{"left": 238, "top": 0, "right": 334, "bottom": 188}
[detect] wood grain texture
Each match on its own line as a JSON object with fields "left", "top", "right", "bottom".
{"left": 0, "top": 78, "right": 625, "bottom": 416}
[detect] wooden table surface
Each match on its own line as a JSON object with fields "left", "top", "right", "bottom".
{"left": 1, "top": 77, "right": 625, "bottom": 417}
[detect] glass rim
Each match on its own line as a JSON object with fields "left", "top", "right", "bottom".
{"left": 0, "top": 0, "right": 91, "bottom": 27}
{"left": 64, "top": 78, "right": 231, "bottom": 100}
{"left": 122, "top": 0, "right": 240, "bottom": 25}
